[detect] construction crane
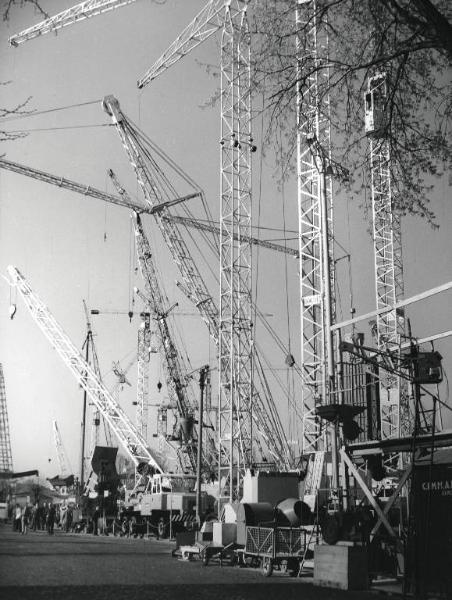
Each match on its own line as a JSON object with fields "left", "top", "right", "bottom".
{"left": 295, "top": 0, "right": 336, "bottom": 460}
{"left": 7, "top": 265, "right": 164, "bottom": 479}
{"left": 365, "top": 73, "right": 407, "bottom": 444}
{"left": 102, "top": 96, "right": 297, "bottom": 502}
{"left": 0, "top": 148, "right": 293, "bottom": 477}
{"left": 52, "top": 419, "right": 72, "bottom": 477}
{"left": 81, "top": 300, "right": 112, "bottom": 472}
{"left": 0, "top": 364, "right": 14, "bottom": 474}
{"left": 9, "top": 0, "right": 137, "bottom": 46}
{"left": 0, "top": 158, "right": 297, "bottom": 258}
{"left": 138, "top": 0, "right": 256, "bottom": 504}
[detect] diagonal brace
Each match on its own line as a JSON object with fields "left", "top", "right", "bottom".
{"left": 339, "top": 448, "right": 395, "bottom": 538}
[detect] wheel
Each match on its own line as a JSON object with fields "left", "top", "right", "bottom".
{"left": 157, "top": 519, "right": 168, "bottom": 539}
{"left": 262, "top": 557, "right": 273, "bottom": 577}
{"left": 202, "top": 552, "right": 209, "bottom": 567}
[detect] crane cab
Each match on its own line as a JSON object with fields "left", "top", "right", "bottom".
{"left": 364, "top": 73, "right": 388, "bottom": 138}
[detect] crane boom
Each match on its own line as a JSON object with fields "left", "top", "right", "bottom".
{"left": 9, "top": 0, "right": 137, "bottom": 47}
{"left": 101, "top": 100, "right": 293, "bottom": 475}
{"left": 103, "top": 95, "right": 220, "bottom": 338}
{"left": 0, "top": 145, "right": 292, "bottom": 472}
{"left": 110, "top": 170, "right": 220, "bottom": 473}
{"left": 52, "top": 420, "right": 72, "bottom": 477}
{"left": 0, "top": 364, "right": 14, "bottom": 474}
{"left": 0, "top": 157, "right": 297, "bottom": 257}
{"left": 138, "top": 0, "right": 228, "bottom": 89}
{"left": 7, "top": 265, "right": 163, "bottom": 473}
{"left": 161, "top": 215, "right": 299, "bottom": 258}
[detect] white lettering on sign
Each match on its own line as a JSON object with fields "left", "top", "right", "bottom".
{"left": 421, "top": 480, "right": 452, "bottom": 491}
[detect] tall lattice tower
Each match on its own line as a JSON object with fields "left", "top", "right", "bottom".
{"left": 365, "top": 73, "right": 407, "bottom": 441}
{"left": 296, "top": 0, "right": 336, "bottom": 454}
{"left": 0, "top": 364, "right": 14, "bottom": 473}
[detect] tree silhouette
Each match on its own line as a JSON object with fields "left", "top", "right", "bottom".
{"left": 251, "top": 0, "right": 451, "bottom": 222}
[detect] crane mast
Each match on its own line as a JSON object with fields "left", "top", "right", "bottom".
{"left": 135, "top": 0, "right": 255, "bottom": 504}
{"left": 365, "top": 73, "right": 406, "bottom": 441}
{"left": 296, "top": 0, "right": 336, "bottom": 454}
{"left": 9, "top": 0, "right": 137, "bottom": 46}
{"left": 0, "top": 364, "right": 14, "bottom": 474}
{"left": 7, "top": 265, "right": 164, "bottom": 476}
{"left": 52, "top": 420, "right": 72, "bottom": 477}
{"left": 82, "top": 300, "right": 112, "bottom": 460}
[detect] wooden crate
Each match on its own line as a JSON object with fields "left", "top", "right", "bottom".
{"left": 314, "top": 543, "right": 369, "bottom": 591}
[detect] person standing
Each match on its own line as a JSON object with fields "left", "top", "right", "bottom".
{"left": 21, "top": 503, "right": 31, "bottom": 534}
{"left": 40, "top": 502, "right": 48, "bottom": 531}
{"left": 65, "top": 506, "right": 73, "bottom": 533}
{"left": 30, "top": 503, "right": 38, "bottom": 531}
{"left": 47, "top": 503, "right": 56, "bottom": 535}
{"left": 14, "top": 504, "right": 22, "bottom": 532}
{"left": 92, "top": 506, "right": 100, "bottom": 536}
{"left": 60, "top": 503, "right": 67, "bottom": 532}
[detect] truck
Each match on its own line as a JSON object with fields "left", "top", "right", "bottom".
{"left": 121, "top": 472, "right": 214, "bottom": 538}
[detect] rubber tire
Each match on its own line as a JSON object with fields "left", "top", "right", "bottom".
{"left": 202, "top": 553, "right": 209, "bottom": 567}
{"left": 262, "top": 557, "right": 273, "bottom": 577}
{"left": 157, "top": 519, "right": 168, "bottom": 539}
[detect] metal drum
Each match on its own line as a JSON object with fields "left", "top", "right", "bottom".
{"left": 275, "top": 497, "right": 311, "bottom": 527}
{"left": 236, "top": 502, "right": 274, "bottom": 546}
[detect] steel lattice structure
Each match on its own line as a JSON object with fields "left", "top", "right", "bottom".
{"left": 103, "top": 94, "right": 292, "bottom": 503}
{"left": 0, "top": 154, "right": 292, "bottom": 476}
{"left": 136, "top": 311, "right": 151, "bottom": 442}
{"left": 296, "top": 0, "right": 335, "bottom": 454}
{"left": 138, "top": 0, "right": 256, "bottom": 504}
{"left": 82, "top": 300, "right": 112, "bottom": 469}
{"left": 52, "top": 420, "right": 72, "bottom": 477}
{"left": 108, "top": 167, "right": 215, "bottom": 473}
{"left": 9, "top": 0, "right": 137, "bottom": 46}
{"left": 0, "top": 364, "right": 13, "bottom": 474}
{"left": 0, "top": 158, "right": 297, "bottom": 258}
{"left": 366, "top": 74, "right": 406, "bottom": 440}
{"left": 8, "top": 265, "right": 163, "bottom": 474}
{"left": 218, "top": 2, "right": 254, "bottom": 503}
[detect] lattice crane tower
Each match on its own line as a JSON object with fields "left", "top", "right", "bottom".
{"left": 0, "top": 364, "right": 13, "bottom": 474}
{"left": 138, "top": 0, "right": 254, "bottom": 505}
{"left": 365, "top": 73, "right": 406, "bottom": 440}
{"left": 296, "top": 0, "right": 336, "bottom": 454}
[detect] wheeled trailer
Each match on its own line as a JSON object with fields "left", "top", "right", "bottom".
{"left": 238, "top": 525, "right": 308, "bottom": 576}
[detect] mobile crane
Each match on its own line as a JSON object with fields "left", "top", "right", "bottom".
{"left": 7, "top": 265, "right": 211, "bottom": 535}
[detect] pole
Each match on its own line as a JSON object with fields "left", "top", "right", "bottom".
{"left": 319, "top": 159, "right": 340, "bottom": 497}
{"left": 196, "top": 366, "right": 207, "bottom": 527}
{"left": 80, "top": 335, "right": 90, "bottom": 492}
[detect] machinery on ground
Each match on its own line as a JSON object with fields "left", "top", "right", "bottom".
{"left": 7, "top": 265, "right": 211, "bottom": 535}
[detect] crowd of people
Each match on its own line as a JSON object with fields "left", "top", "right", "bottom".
{"left": 12, "top": 501, "right": 76, "bottom": 535}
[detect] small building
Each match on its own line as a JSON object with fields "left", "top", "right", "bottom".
{"left": 48, "top": 474, "right": 75, "bottom": 496}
